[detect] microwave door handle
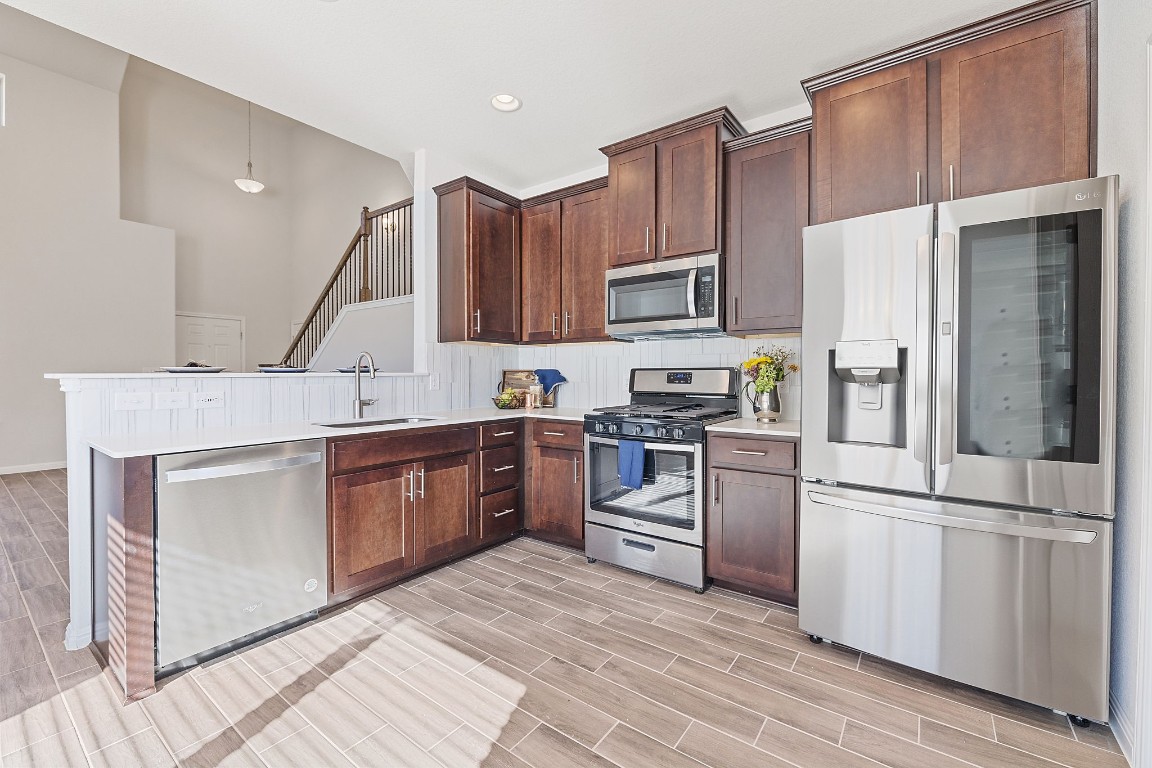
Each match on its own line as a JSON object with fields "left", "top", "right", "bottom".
{"left": 686, "top": 268, "right": 698, "bottom": 318}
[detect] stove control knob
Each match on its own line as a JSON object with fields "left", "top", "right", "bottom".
{"left": 608, "top": 422, "right": 620, "bottom": 434}
{"left": 598, "top": 421, "right": 610, "bottom": 433}
{"left": 672, "top": 427, "right": 685, "bottom": 440}
{"left": 655, "top": 426, "right": 667, "bottom": 438}
{"left": 631, "top": 425, "right": 644, "bottom": 436}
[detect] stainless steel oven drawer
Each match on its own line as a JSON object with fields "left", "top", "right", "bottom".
{"left": 585, "top": 523, "right": 705, "bottom": 590}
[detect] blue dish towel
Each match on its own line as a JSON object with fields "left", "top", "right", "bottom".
{"left": 618, "top": 440, "right": 645, "bottom": 490}
{"left": 533, "top": 369, "right": 567, "bottom": 396}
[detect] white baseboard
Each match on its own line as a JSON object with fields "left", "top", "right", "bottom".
{"left": 1110, "top": 690, "right": 1137, "bottom": 765}
{"left": 64, "top": 620, "right": 93, "bottom": 651}
{"left": 0, "top": 460, "right": 66, "bottom": 475}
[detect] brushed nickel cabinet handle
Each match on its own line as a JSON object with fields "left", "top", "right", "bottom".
{"left": 493, "top": 509, "right": 515, "bottom": 518}
{"left": 492, "top": 431, "right": 515, "bottom": 437}
{"left": 915, "top": 171, "right": 921, "bottom": 206}
{"left": 713, "top": 473, "right": 720, "bottom": 505}
{"left": 644, "top": 226, "right": 650, "bottom": 254}
{"left": 474, "top": 309, "right": 481, "bottom": 334}
{"left": 552, "top": 312, "right": 559, "bottom": 336}
{"left": 662, "top": 222, "right": 668, "bottom": 252}
{"left": 406, "top": 469, "right": 415, "bottom": 501}
{"left": 573, "top": 455, "right": 580, "bottom": 484}
{"left": 492, "top": 465, "right": 515, "bottom": 473}
{"left": 544, "top": 431, "right": 565, "bottom": 436}
{"left": 564, "top": 311, "right": 570, "bottom": 336}
{"left": 949, "top": 164, "right": 955, "bottom": 201}
{"left": 734, "top": 296, "right": 739, "bottom": 323}
{"left": 418, "top": 468, "right": 425, "bottom": 499}
{"left": 731, "top": 450, "right": 767, "bottom": 456}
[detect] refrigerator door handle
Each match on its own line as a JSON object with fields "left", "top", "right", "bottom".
{"left": 913, "top": 234, "right": 933, "bottom": 476}
{"left": 936, "top": 232, "right": 956, "bottom": 468}
{"left": 807, "top": 491, "right": 1097, "bottom": 544}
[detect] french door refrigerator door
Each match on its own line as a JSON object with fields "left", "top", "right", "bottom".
{"left": 935, "top": 176, "right": 1118, "bottom": 517}
{"left": 801, "top": 204, "right": 936, "bottom": 494}
{"left": 798, "top": 483, "right": 1112, "bottom": 721}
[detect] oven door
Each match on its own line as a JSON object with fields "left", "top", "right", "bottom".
{"left": 584, "top": 435, "right": 704, "bottom": 545}
{"left": 605, "top": 253, "right": 720, "bottom": 337}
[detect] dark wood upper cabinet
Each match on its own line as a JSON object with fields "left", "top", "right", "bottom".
{"left": 804, "top": 0, "right": 1095, "bottom": 223}
{"left": 939, "top": 5, "right": 1091, "bottom": 200}
{"left": 415, "top": 453, "right": 476, "bottom": 566}
{"left": 602, "top": 108, "right": 744, "bottom": 266}
{"left": 436, "top": 177, "right": 521, "bottom": 343}
{"left": 561, "top": 186, "right": 610, "bottom": 341}
{"left": 811, "top": 61, "right": 928, "bottom": 224}
{"left": 724, "top": 122, "right": 810, "bottom": 335}
{"left": 606, "top": 144, "right": 657, "bottom": 266}
{"left": 520, "top": 201, "right": 562, "bottom": 342}
{"left": 658, "top": 124, "right": 721, "bottom": 258}
{"left": 330, "top": 465, "right": 413, "bottom": 595}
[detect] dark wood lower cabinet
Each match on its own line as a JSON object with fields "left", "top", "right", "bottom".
{"left": 330, "top": 465, "right": 414, "bottom": 595}
{"left": 416, "top": 453, "right": 476, "bottom": 566}
{"left": 706, "top": 435, "right": 799, "bottom": 605}
{"left": 529, "top": 445, "right": 584, "bottom": 546}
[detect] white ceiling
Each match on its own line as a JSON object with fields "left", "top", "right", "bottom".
{"left": 3, "top": 0, "right": 1020, "bottom": 191}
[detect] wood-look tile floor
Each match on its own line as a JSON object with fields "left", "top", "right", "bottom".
{"left": 0, "top": 471, "right": 1130, "bottom": 768}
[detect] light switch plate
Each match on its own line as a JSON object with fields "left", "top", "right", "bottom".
{"left": 429, "top": 373, "right": 441, "bottom": 391}
{"left": 192, "top": 391, "right": 225, "bottom": 409}
{"left": 155, "top": 391, "right": 190, "bottom": 410}
{"left": 114, "top": 392, "right": 151, "bottom": 411}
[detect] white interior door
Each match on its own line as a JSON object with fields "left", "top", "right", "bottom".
{"left": 176, "top": 313, "right": 244, "bottom": 370}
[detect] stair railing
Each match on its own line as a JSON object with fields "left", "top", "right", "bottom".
{"left": 281, "top": 197, "right": 413, "bottom": 367}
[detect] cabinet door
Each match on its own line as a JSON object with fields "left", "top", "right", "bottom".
{"left": 531, "top": 446, "right": 584, "bottom": 543}
{"left": 813, "top": 60, "right": 928, "bottom": 223}
{"left": 607, "top": 143, "right": 657, "bottom": 266}
{"left": 707, "top": 468, "right": 796, "bottom": 599}
{"left": 940, "top": 7, "right": 1090, "bottom": 200}
{"left": 416, "top": 453, "right": 476, "bottom": 565}
{"left": 725, "top": 132, "right": 809, "bottom": 334}
{"left": 521, "top": 201, "right": 562, "bottom": 342}
{"left": 330, "top": 465, "right": 414, "bottom": 595}
{"left": 561, "top": 187, "right": 610, "bottom": 341}
{"left": 470, "top": 190, "right": 520, "bottom": 342}
{"left": 657, "top": 124, "right": 720, "bottom": 258}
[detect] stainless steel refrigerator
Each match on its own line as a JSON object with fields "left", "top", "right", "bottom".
{"left": 799, "top": 175, "right": 1118, "bottom": 722}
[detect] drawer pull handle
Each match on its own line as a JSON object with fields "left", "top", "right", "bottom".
{"left": 493, "top": 509, "right": 515, "bottom": 518}
{"left": 622, "top": 538, "right": 656, "bottom": 552}
{"left": 492, "top": 465, "right": 515, "bottom": 473}
{"left": 544, "top": 431, "right": 565, "bottom": 436}
{"left": 731, "top": 450, "right": 767, "bottom": 456}
{"left": 492, "top": 431, "right": 515, "bottom": 437}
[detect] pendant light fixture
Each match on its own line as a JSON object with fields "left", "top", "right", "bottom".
{"left": 234, "top": 101, "right": 265, "bottom": 194}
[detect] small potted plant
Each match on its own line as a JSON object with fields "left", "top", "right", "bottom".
{"left": 741, "top": 344, "right": 799, "bottom": 423}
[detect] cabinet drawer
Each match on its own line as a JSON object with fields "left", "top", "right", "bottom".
{"left": 480, "top": 488, "right": 521, "bottom": 540}
{"left": 480, "top": 445, "right": 521, "bottom": 494}
{"left": 532, "top": 419, "right": 583, "bottom": 450}
{"left": 708, "top": 436, "right": 795, "bottom": 472}
{"left": 331, "top": 427, "right": 476, "bottom": 473}
{"left": 481, "top": 420, "right": 522, "bottom": 448}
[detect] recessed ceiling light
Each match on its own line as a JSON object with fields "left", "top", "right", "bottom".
{"left": 491, "top": 94, "right": 522, "bottom": 112}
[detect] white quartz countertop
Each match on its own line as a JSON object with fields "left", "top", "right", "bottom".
{"left": 706, "top": 418, "right": 801, "bottom": 438}
{"left": 89, "top": 407, "right": 588, "bottom": 458}
{"left": 46, "top": 371, "right": 426, "bottom": 379}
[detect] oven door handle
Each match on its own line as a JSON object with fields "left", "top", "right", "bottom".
{"left": 586, "top": 435, "right": 700, "bottom": 454}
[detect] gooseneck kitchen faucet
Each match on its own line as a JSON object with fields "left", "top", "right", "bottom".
{"left": 353, "top": 351, "right": 377, "bottom": 418}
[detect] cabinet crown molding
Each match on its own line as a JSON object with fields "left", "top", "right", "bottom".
{"left": 432, "top": 176, "right": 522, "bottom": 208}
{"left": 521, "top": 176, "right": 609, "bottom": 208}
{"left": 800, "top": 0, "right": 1094, "bottom": 102}
{"left": 724, "top": 118, "right": 812, "bottom": 152}
{"left": 599, "top": 106, "right": 747, "bottom": 157}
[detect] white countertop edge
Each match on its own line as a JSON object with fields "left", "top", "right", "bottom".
{"left": 706, "top": 418, "right": 802, "bottom": 438}
{"left": 88, "top": 407, "right": 588, "bottom": 458}
{"left": 46, "top": 371, "right": 430, "bottom": 380}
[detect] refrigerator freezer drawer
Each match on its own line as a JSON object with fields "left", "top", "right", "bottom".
{"left": 799, "top": 484, "right": 1112, "bottom": 721}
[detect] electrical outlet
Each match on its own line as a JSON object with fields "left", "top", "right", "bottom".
{"left": 429, "top": 373, "right": 441, "bottom": 391}
{"left": 192, "top": 391, "right": 225, "bottom": 409}
{"left": 114, "top": 392, "right": 151, "bottom": 411}
{"left": 154, "top": 391, "right": 190, "bottom": 410}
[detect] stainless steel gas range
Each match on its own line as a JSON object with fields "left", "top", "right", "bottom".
{"left": 582, "top": 368, "right": 739, "bottom": 591}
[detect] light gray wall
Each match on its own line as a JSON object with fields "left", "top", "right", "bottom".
{"left": 119, "top": 58, "right": 412, "bottom": 369}
{"left": 1099, "top": 2, "right": 1152, "bottom": 761}
{"left": 0, "top": 42, "right": 175, "bottom": 472}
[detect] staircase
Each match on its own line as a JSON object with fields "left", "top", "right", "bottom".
{"left": 282, "top": 198, "right": 414, "bottom": 367}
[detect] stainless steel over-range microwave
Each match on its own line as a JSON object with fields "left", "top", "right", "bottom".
{"left": 604, "top": 253, "right": 724, "bottom": 340}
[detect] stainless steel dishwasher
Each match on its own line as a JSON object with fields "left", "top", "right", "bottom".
{"left": 155, "top": 439, "right": 327, "bottom": 670}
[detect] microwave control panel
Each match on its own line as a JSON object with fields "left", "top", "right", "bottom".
{"left": 697, "top": 268, "right": 715, "bottom": 316}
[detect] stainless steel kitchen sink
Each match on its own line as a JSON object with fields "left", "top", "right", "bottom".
{"left": 314, "top": 416, "right": 439, "bottom": 429}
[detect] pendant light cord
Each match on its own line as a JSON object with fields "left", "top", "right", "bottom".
{"left": 247, "top": 101, "right": 253, "bottom": 177}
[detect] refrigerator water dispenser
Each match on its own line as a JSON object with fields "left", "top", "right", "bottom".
{"left": 828, "top": 340, "right": 906, "bottom": 446}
